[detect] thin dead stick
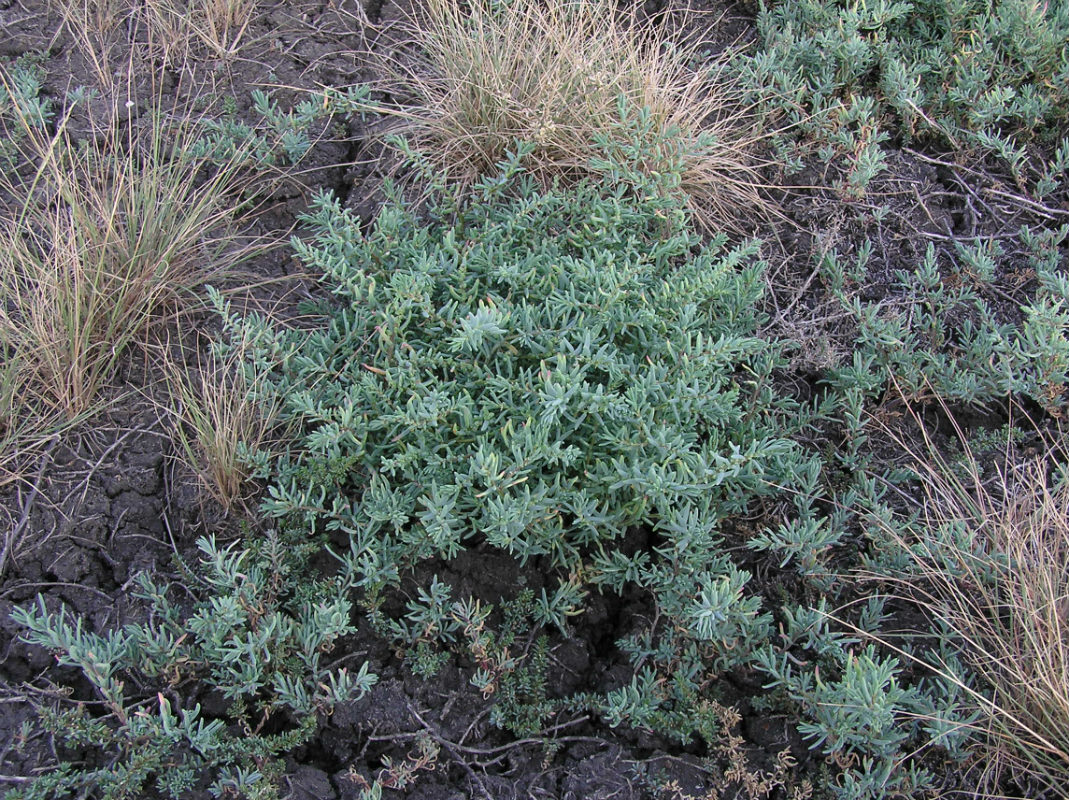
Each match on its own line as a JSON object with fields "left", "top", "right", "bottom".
{"left": 0, "top": 580, "right": 116, "bottom": 603}
{"left": 902, "top": 146, "right": 1069, "bottom": 220}
{"left": 70, "top": 428, "right": 139, "bottom": 507}
{"left": 982, "top": 186, "right": 1069, "bottom": 219}
{"left": 404, "top": 702, "right": 495, "bottom": 800}
{"left": 770, "top": 254, "right": 827, "bottom": 327}
{"left": 408, "top": 702, "right": 593, "bottom": 754}
{"left": 2, "top": 435, "right": 59, "bottom": 578}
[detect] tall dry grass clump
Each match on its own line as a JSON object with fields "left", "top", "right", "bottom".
{"left": 873, "top": 411, "right": 1069, "bottom": 796}
{"left": 0, "top": 90, "right": 254, "bottom": 431}
{"left": 382, "top": 0, "right": 772, "bottom": 232}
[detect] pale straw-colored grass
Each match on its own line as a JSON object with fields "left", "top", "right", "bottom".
{"left": 158, "top": 334, "right": 281, "bottom": 512}
{"left": 380, "top": 0, "right": 775, "bottom": 232}
{"left": 0, "top": 85, "right": 255, "bottom": 477}
{"left": 141, "top": 0, "right": 258, "bottom": 65}
{"left": 51, "top": 0, "right": 257, "bottom": 86}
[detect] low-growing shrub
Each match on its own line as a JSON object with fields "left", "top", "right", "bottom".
{"left": 741, "top": 0, "right": 1069, "bottom": 192}
{"left": 191, "top": 85, "right": 374, "bottom": 169}
{"left": 819, "top": 225, "right": 1069, "bottom": 413}
{"left": 219, "top": 124, "right": 806, "bottom": 730}
{"left": 225, "top": 129, "right": 795, "bottom": 579}
{"left": 9, "top": 532, "right": 374, "bottom": 800}
{"left": 215, "top": 129, "right": 974, "bottom": 796}
{"left": 756, "top": 630, "right": 973, "bottom": 798}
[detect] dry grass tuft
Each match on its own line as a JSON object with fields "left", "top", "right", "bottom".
{"left": 872, "top": 407, "right": 1069, "bottom": 796}
{"left": 158, "top": 334, "right": 281, "bottom": 512}
{"left": 50, "top": 0, "right": 130, "bottom": 90}
{"left": 379, "top": 0, "right": 775, "bottom": 233}
{"left": 50, "top": 0, "right": 258, "bottom": 84}
{"left": 0, "top": 86, "right": 256, "bottom": 476}
{"left": 142, "top": 0, "right": 258, "bottom": 65}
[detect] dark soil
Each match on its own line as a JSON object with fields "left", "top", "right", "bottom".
{"left": 1, "top": 0, "right": 1066, "bottom": 797}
